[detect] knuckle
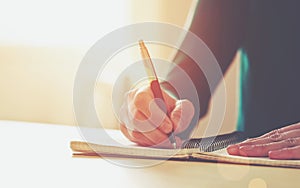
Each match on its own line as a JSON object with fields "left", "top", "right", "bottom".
{"left": 268, "top": 129, "right": 284, "bottom": 141}
{"left": 268, "top": 129, "right": 279, "bottom": 136}
{"left": 284, "top": 138, "right": 298, "bottom": 146}
{"left": 270, "top": 129, "right": 280, "bottom": 135}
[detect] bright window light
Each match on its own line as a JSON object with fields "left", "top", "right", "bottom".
{"left": 0, "top": 0, "right": 128, "bottom": 47}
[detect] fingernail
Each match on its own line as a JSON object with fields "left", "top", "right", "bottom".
{"left": 240, "top": 145, "right": 255, "bottom": 151}
{"left": 227, "top": 145, "right": 239, "bottom": 154}
{"left": 239, "top": 145, "right": 255, "bottom": 156}
{"left": 268, "top": 150, "right": 284, "bottom": 159}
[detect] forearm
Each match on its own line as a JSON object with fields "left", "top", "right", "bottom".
{"left": 168, "top": 0, "right": 249, "bottom": 113}
{"left": 164, "top": 0, "right": 249, "bottom": 137}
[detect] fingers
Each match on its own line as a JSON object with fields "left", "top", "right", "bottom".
{"left": 120, "top": 123, "right": 154, "bottom": 146}
{"left": 227, "top": 122, "right": 300, "bottom": 159}
{"left": 259, "top": 122, "right": 300, "bottom": 139}
{"left": 269, "top": 145, "right": 300, "bottom": 160}
{"left": 238, "top": 137, "right": 300, "bottom": 157}
{"left": 120, "top": 124, "right": 154, "bottom": 146}
{"left": 128, "top": 87, "right": 174, "bottom": 134}
{"left": 120, "top": 124, "right": 182, "bottom": 148}
{"left": 234, "top": 129, "right": 300, "bottom": 149}
{"left": 120, "top": 101, "right": 162, "bottom": 141}
{"left": 120, "top": 85, "right": 194, "bottom": 148}
{"left": 170, "top": 99, "right": 195, "bottom": 134}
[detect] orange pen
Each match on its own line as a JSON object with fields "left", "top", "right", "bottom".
{"left": 138, "top": 40, "right": 177, "bottom": 149}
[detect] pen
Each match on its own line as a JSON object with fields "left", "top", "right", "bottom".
{"left": 138, "top": 40, "right": 177, "bottom": 149}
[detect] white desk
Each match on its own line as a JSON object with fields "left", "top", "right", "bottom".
{"left": 0, "top": 120, "right": 299, "bottom": 188}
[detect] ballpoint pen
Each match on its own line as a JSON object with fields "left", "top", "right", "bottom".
{"left": 138, "top": 40, "right": 177, "bottom": 149}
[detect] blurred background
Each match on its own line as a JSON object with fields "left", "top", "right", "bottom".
{"left": 0, "top": 0, "right": 239, "bottom": 136}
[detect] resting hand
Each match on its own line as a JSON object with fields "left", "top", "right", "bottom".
{"left": 119, "top": 85, "right": 194, "bottom": 148}
{"left": 227, "top": 122, "right": 300, "bottom": 159}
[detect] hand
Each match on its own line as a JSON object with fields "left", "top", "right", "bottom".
{"left": 119, "top": 85, "right": 194, "bottom": 148}
{"left": 227, "top": 122, "right": 300, "bottom": 159}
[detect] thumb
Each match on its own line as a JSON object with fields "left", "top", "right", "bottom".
{"left": 170, "top": 99, "right": 194, "bottom": 134}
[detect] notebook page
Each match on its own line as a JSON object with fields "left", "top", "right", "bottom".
{"left": 70, "top": 141, "right": 190, "bottom": 159}
{"left": 71, "top": 128, "right": 199, "bottom": 158}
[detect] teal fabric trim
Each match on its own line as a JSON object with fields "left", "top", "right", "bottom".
{"left": 237, "top": 48, "right": 249, "bottom": 132}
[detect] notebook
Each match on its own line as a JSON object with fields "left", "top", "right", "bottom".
{"left": 70, "top": 130, "right": 300, "bottom": 169}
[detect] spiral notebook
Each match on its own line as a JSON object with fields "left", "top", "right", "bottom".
{"left": 70, "top": 130, "right": 300, "bottom": 168}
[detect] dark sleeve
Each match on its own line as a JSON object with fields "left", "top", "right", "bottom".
{"left": 163, "top": 0, "right": 249, "bottom": 137}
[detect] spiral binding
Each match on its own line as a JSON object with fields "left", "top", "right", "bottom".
{"left": 182, "top": 131, "right": 247, "bottom": 152}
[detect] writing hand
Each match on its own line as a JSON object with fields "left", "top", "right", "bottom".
{"left": 119, "top": 85, "right": 194, "bottom": 148}
{"left": 227, "top": 122, "right": 300, "bottom": 159}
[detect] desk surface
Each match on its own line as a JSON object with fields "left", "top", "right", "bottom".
{"left": 0, "top": 120, "right": 299, "bottom": 188}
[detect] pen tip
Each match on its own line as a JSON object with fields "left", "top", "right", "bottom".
{"left": 172, "top": 142, "right": 177, "bottom": 149}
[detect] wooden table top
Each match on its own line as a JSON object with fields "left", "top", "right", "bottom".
{"left": 0, "top": 120, "right": 299, "bottom": 188}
